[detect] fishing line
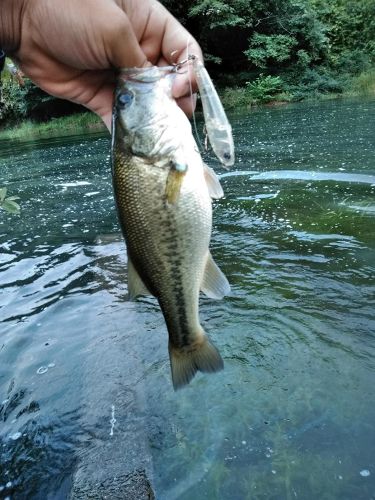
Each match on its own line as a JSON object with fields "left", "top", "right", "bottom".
{"left": 180, "top": 38, "right": 235, "bottom": 169}
{"left": 184, "top": 35, "right": 205, "bottom": 152}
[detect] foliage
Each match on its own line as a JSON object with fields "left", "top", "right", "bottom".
{"left": 349, "top": 69, "right": 375, "bottom": 96}
{"left": 0, "top": 74, "right": 58, "bottom": 124}
{"left": 0, "top": 187, "right": 20, "bottom": 214}
{"left": 188, "top": 0, "right": 248, "bottom": 30}
{"left": 177, "top": 0, "right": 329, "bottom": 69}
{"left": 333, "top": 49, "right": 373, "bottom": 76}
{"left": 285, "top": 67, "right": 345, "bottom": 100}
{"left": 22, "top": 80, "right": 58, "bottom": 118}
{"left": 245, "top": 34, "right": 298, "bottom": 68}
{"left": 0, "top": 75, "right": 28, "bottom": 123}
{"left": 1, "top": 0, "right": 374, "bottom": 124}
{"left": 308, "top": 0, "right": 375, "bottom": 81}
{"left": 311, "top": 0, "right": 375, "bottom": 60}
{"left": 0, "top": 112, "right": 104, "bottom": 140}
{"left": 219, "top": 86, "right": 252, "bottom": 109}
{"left": 246, "top": 75, "right": 284, "bottom": 102}
{"left": 161, "top": 0, "right": 374, "bottom": 97}
{"left": 1, "top": 63, "right": 84, "bottom": 126}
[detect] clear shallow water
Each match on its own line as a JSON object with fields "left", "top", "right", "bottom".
{"left": 0, "top": 98, "right": 374, "bottom": 499}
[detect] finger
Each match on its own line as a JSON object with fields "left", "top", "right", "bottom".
{"left": 161, "top": 20, "right": 202, "bottom": 109}
{"left": 173, "top": 63, "right": 197, "bottom": 102}
{"left": 117, "top": 0, "right": 202, "bottom": 115}
{"left": 101, "top": 109, "right": 114, "bottom": 132}
{"left": 176, "top": 93, "right": 197, "bottom": 118}
{"left": 154, "top": 54, "right": 196, "bottom": 115}
{"left": 155, "top": 5, "right": 203, "bottom": 66}
{"left": 103, "top": 6, "right": 150, "bottom": 69}
{"left": 155, "top": 56, "right": 172, "bottom": 68}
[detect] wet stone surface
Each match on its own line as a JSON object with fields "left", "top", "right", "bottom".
{"left": 70, "top": 470, "right": 155, "bottom": 500}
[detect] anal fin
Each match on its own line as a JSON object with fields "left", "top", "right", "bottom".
{"left": 201, "top": 252, "right": 230, "bottom": 299}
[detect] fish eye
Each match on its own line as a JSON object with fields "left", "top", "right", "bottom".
{"left": 223, "top": 152, "right": 231, "bottom": 160}
{"left": 117, "top": 91, "right": 134, "bottom": 108}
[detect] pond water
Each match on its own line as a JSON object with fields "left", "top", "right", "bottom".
{"left": 1, "top": 98, "right": 374, "bottom": 499}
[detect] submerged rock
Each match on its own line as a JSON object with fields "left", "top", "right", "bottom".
{"left": 70, "top": 469, "right": 154, "bottom": 499}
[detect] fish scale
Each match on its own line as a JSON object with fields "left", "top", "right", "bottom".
{"left": 113, "top": 147, "right": 210, "bottom": 345}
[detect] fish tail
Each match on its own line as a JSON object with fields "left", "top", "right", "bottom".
{"left": 169, "top": 337, "right": 224, "bottom": 390}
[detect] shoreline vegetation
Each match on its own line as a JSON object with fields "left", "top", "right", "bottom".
{"left": 0, "top": 68, "right": 374, "bottom": 141}
{"left": 0, "top": 112, "right": 106, "bottom": 141}
{"left": 1, "top": 0, "right": 374, "bottom": 140}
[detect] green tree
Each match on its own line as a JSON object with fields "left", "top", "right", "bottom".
{"left": 162, "top": 0, "right": 328, "bottom": 73}
{"left": 245, "top": 34, "right": 298, "bottom": 68}
{"left": 310, "top": 0, "right": 375, "bottom": 73}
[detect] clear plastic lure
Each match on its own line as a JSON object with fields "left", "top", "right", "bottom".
{"left": 189, "top": 55, "right": 235, "bottom": 168}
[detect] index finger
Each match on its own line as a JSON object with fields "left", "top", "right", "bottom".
{"left": 159, "top": 14, "right": 203, "bottom": 101}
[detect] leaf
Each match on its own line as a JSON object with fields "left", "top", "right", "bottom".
{"left": 5, "top": 196, "right": 20, "bottom": 201}
{"left": 0, "top": 187, "right": 7, "bottom": 202}
{"left": 1, "top": 199, "right": 21, "bottom": 214}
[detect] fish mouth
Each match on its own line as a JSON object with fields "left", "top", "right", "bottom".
{"left": 118, "top": 65, "right": 176, "bottom": 83}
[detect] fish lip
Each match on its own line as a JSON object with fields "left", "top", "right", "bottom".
{"left": 118, "top": 65, "right": 176, "bottom": 83}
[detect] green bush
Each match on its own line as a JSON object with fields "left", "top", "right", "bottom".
{"left": 0, "top": 76, "right": 28, "bottom": 123}
{"left": 285, "top": 68, "right": 345, "bottom": 99}
{"left": 1, "top": 72, "right": 82, "bottom": 126}
{"left": 220, "top": 87, "right": 253, "bottom": 109}
{"left": 0, "top": 112, "right": 104, "bottom": 140}
{"left": 245, "top": 33, "right": 298, "bottom": 68}
{"left": 350, "top": 69, "right": 375, "bottom": 95}
{"left": 0, "top": 76, "right": 56, "bottom": 124}
{"left": 245, "top": 75, "right": 285, "bottom": 103}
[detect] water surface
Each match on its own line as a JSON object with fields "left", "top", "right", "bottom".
{"left": 1, "top": 98, "right": 374, "bottom": 499}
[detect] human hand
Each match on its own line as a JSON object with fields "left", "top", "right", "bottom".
{"left": 3, "top": 0, "right": 202, "bottom": 129}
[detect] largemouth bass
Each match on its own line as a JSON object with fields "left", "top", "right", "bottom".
{"left": 111, "top": 66, "right": 230, "bottom": 389}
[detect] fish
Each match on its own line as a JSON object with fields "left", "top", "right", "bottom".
{"left": 111, "top": 65, "right": 230, "bottom": 389}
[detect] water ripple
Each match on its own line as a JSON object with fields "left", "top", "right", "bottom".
{"left": 220, "top": 169, "right": 375, "bottom": 185}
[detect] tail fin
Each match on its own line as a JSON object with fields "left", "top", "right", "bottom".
{"left": 169, "top": 337, "right": 224, "bottom": 390}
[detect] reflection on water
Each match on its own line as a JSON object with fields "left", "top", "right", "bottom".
{"left": 221, "top": 169, "right": 375, "bottom": 184}
{"left": 1, "top": 98, "right": 374, "bottom": 499}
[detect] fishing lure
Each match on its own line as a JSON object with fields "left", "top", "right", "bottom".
{"left": 184, "top": 55, "right": 235, "bottom": 169}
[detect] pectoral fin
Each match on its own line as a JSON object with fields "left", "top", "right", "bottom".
{"left": 203, "top": 163, "right": 224, "bottom": 199}
{"left": 165, "top": 161, "right": 187, "bottom": 204}
{"left": 127, "top": 256, "right": 152, "bottom": 299}
{"left": 201, "top": 252, "right": 230, "bottom": 299}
